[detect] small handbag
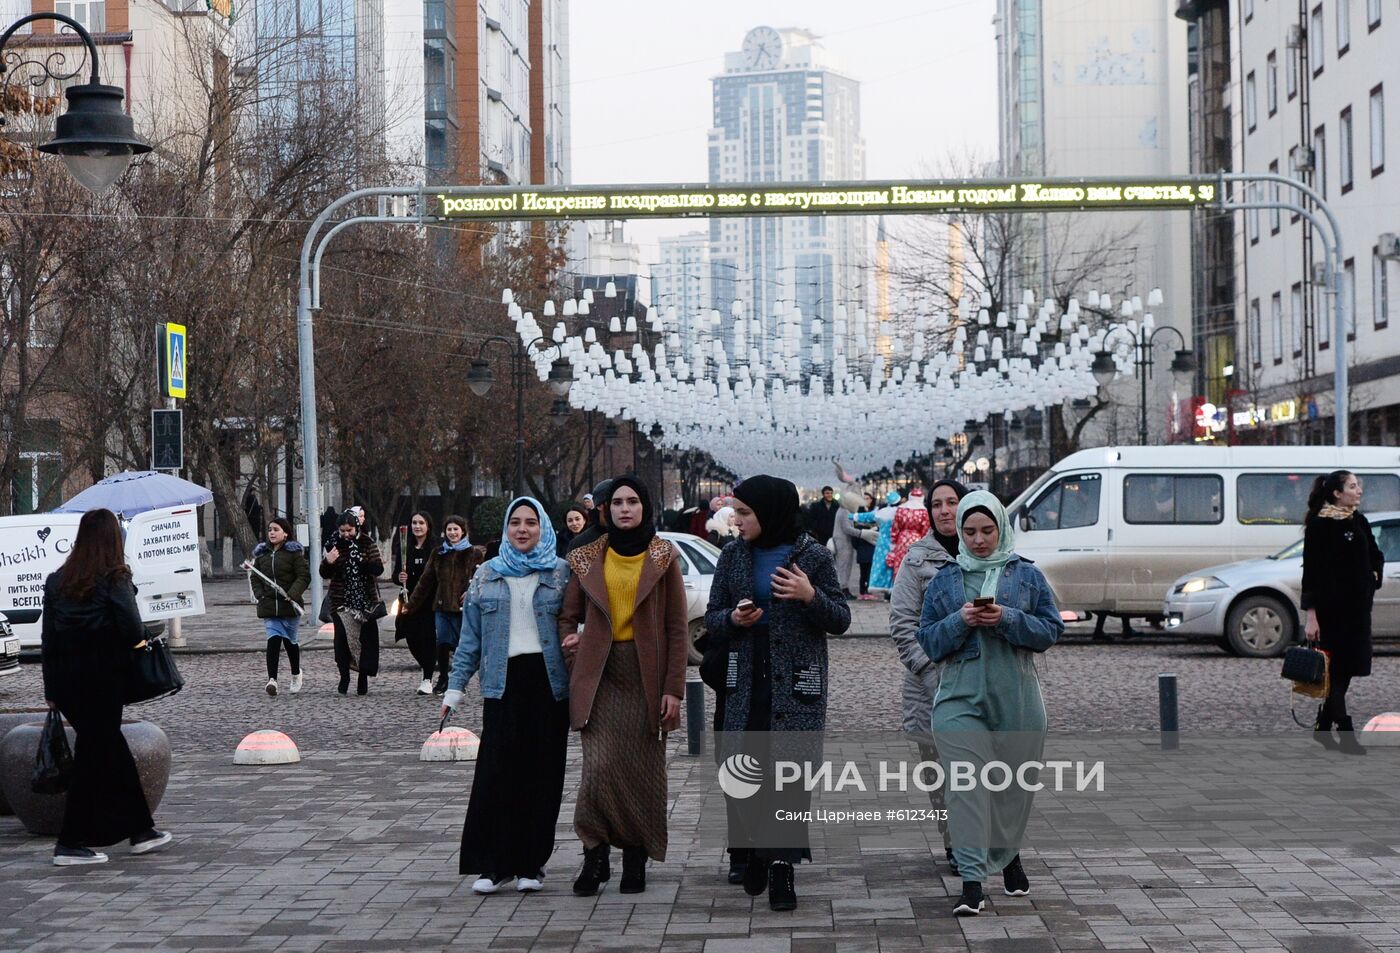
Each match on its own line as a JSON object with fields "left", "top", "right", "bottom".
{"left": 318, "top": 593, "right": 334, "bottom": 624}
{"left": 126, "top": 636, "right": 185, "bottom": 705}
{"left": 31, "top": 710, "right": 73, "bottom": 795}
{"left": 1282, "top": 642, "right": 1330, "bottom": 699}
{"left": 368, "top": 600, "right": 389, "bottom": 621}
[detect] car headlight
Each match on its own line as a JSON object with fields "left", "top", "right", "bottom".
{"left": 1177, "top": 576, "right": 1227, "bottom": 594}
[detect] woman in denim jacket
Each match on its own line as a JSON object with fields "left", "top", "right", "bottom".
{"left": 440, "top": 497, "right": 572, "bottom": 896}
{"left": 916, "top": 490, "right": 1063, "bottom": 917}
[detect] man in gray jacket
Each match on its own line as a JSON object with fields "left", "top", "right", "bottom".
{"left": 886, "top": 478, "right": 968, "bottom": 875}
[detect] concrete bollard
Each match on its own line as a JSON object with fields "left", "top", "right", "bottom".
{"left": 421, "top": 726, "right": 479, "bottom": 762}
{"left": 1158, "top": 673, "right": 1179, "bottom": 750}
{"left": 234, "top": 730, "right": 300, "bottom": 765}
{"left": 1362, "top": 711, "right": 1400, "bottom": 745}
{"left": 685, "top": 671, "right": 705, "bottom": 756}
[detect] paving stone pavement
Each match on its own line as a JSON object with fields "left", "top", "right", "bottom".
{"left": 3, "top": 584, "right": 1400, "bottom": 951}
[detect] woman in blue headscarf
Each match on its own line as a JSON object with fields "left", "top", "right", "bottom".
{"left": 440, "top": 497, "right": 573, "bottom": 895}
{"left": 915, "top": 490, "right": 1063, "bottom": 918}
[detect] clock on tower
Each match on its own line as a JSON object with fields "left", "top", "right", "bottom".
{"left": 741, "top": 26, "right": 783, "bottom": 71}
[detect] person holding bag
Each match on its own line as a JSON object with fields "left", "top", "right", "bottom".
{"left": 1302, "top": 470, "right": 1383, "bottom": 754}
{"left": 559, "top": 477, "right": 687, "bottom": 897}
{"left": 248, "top": 517, "right": 311, "bottom": 696}
{"left": 439, "top": 497, "right": 572, "bottom": 894}
{"left": 40, "top": 508, "right": 171, "bottom": 866}
{"left": 320, "top": 509, "right": 385, "bottom": 696}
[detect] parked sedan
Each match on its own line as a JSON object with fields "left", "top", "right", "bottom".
{"left": 1164, "top": 510, "right": 1400, "bottom": 657}
{"left": 658, "top": 532, "right": 723, "bottom": 664}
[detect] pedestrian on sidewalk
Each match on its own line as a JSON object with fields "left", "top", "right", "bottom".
{"left": 557, "top": 504, "right": 588, "bottom": 555}
{"left": 916, "top": 490, "right": 1062, "bottom": 917}
{"left": 888, "top": 479, "right": 967, "bottom": 875}
{"left": 559, "top": 476, "right": 687, "bottom": 897}
{"left": 250, "top": 517, "right": 311, "bottom": 697}
{"left": 320, "top": 510, "right": 384, "bottom": 696}
{"left": 1303, "top": 470, "right": 1383, "bottom": 754}
{"left": 403, "top": 515, "right": 485, "bottom": 694}
{"left": 705, "top": 474, "right": 851, "bottom": 912}
{"left": 393, "top": 511, "right": 438, "bottom": 695}
{"left": 566, "top": 479, "right": 613, "bottom": 553}
{"left": 440, "top": 497, "right": 572, "bottom": 895}
{"left": 40, "top": 508, "right": 172, "bottom": 866}
{"left": 854, "top": 492, "right": 877, "bottom": 598}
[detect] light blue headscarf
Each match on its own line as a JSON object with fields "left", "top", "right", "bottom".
{"left": 486, "top": 497, "right": 559, "bottom": 578}
{"left": 955, "top": 490, "right": 1017, "bottom": 599}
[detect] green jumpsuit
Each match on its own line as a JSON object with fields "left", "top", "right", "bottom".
{"left": 931, "top": 569, "right": 1048, "bottom": 883}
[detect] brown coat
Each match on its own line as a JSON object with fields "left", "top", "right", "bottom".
{"left": 405, "top": 545, "right": 485, "bottom": 615}
{"left": 559, "top": 535, "right": 688, "bottom": 731}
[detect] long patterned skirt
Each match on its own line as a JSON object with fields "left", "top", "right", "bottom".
{"left": 574, "top": 641, "right": 669, "bottom": 861}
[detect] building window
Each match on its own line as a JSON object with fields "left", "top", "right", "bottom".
{"left": 1272, "top": 292, "right": 1285, "bottom": 364}
{"left": 1250, "top": 298, "right": 1263, "bottom": 367}
{"left": 1376, "top": 247, "right": 1391, "bottom": 328}
{"left": 1372, "top": 85, "right": 1386, "bottom": 174}
{"left": 1340, "top": 106, "right": 1354, "bottom": 192}
{"left": 1267, "top": 51, "right": 1279, "bottom": 116}
{"left": 1311, "top": 5, "right": 1325, "bottom": 76}
{"left": 1368, "top": 0, "right": 1382, "bottom": 30}
{"left": 1269, "top": 160, "right": 1282, "bottom": 233}
{"left": 1314, "top": 125, "right": 1327, "bottom": 198}
{"left": 1344, "top": 257, "right": 1357, "bottom": 340}
{"left": 1246, "top": 72, "right": 1258, "bottom": 131}
{"left": 53, "top": 0, "right": 104, "bottom": 31}
{"left": 1287, "top": 41, "right": 1299, "bottom": 100}
{"left": 1291, "top": 283, "right": 1305, "bottom": 356}
{"left": 1337, "top": 0, "right": 1351, "bottom": 54}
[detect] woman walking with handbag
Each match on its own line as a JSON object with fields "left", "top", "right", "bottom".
{"left": 40, "top": 508, "right": 171, "bottom": 866}
{"left": 403, "top": 515, "right": 485, "bottom": 694}
{"left": 703, "top": 474, "right": 851, "bottom": 911}
{"left": 1302, "top": 470, "right": 1384, "bottom": 754}
{"left": 916, "top": 491, "right": 1063, "bottom": 917}
{"left": 439, "top": 497, "right": 572, "bottom": 894}
{"left": 393, "top": 512, "right": 439, "bottom": 695}
{"left": 320, "top": 509, "right": 385, "bottom": 696}
{"left": 249, "top": 517, "right": 311, "bottom": 697}
{"left": 559, "top": 476, "right": 687, "bottom": 897}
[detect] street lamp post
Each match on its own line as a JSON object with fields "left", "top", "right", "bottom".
{"left": 1092, "top": 325, "right": 1198, "bottom": 446}
{"left": 0, "top": 13, "right": 151, "bottom": 192}
{"left": 466, "top": 336, "right": 572, "bottom": 497}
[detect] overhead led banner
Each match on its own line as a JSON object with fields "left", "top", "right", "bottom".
{"left": 432, "top": 178, "right": 1219, "bottom": 221}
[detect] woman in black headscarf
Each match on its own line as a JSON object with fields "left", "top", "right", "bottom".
{"left": 702, "top": 474, "right": 851, "bottom": 912}
{"left": 557, "top": 504, "right": 589, "bottom": 556}
{"left": 559, "top": 476, "right": 687, "bottom": 896}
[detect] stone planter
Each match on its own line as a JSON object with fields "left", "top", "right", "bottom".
{"left": 0, "top": 720, "right": 170, "bottom": 837}
{"left": 0, "top": 709, "right": 50, "bottom": 815}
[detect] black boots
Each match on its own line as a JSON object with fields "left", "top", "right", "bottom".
{"left": 337, "top": 671, "right": 350, "bottom": 695}
{"left": 620, "top": 847, "right": 647, "bottom": 893}
{"left": 433, "top": 644, "right": 452, "bottom": 694}
{"left": 572, "top": 844, "right": 611, "bottom": 896}
{"left": 1336, "top": 716, "right": 1367, "bottom": 755}
{"left": 1313, "top": 706, "right": 1341, "bottom": 749}
{"left": 767, "top": 861, "right": 796, "bottom": 911}
{"left": 727, "top": 849, "right": 750, "bottom": 885}
{"left": 954, "top": 881, "right": 985, "bottom": 916}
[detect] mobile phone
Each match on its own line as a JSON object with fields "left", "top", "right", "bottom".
{"left": 736, "top": 598, "right": 755, "bottom": 611}
{"left": 972, "top": 596, "right": 995, "bottom": 607}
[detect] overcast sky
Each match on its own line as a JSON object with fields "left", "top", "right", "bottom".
{"left": 567, "top": 0, "right": 1000, "bottom": 260}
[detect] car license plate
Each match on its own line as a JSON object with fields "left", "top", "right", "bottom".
{"left": 148, "top": 596, "right": 193, "bottom": 614}
{"left": 1, "top": 637, "right": 18, "bottom": 657}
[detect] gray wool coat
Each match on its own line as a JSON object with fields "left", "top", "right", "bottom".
{"left": 887, "top": 533, "right": 955, "bottom": 736}
{"left": 704, "top": 533, "right": 852, "bottom": 737}
{"left": 831, "top": 507, "right": 862, "bottom": 594}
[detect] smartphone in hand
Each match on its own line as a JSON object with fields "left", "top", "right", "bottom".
{"left": 972, "top": 596, "right": 995, "bottom": 607}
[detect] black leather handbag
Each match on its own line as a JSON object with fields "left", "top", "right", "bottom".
{"left": 1281, "top": 642, "right": 1328, "bottom": 686}
{"left": 126, "top": 636, "right": 185, "bottom": 705}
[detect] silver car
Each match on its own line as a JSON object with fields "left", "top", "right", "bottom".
{"left": 1164, "top": 510, "right": 1400, "bottom": 657}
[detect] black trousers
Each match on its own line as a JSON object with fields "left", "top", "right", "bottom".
{"left": 1321, "top": 673, "right": 1355, "bottom": 723}
{"left": 58, "top": 698, "right": 154, "bottom": 848}
{"left": 858, "top": 561, "right": 872, "bottom": 595}
{"left": 266, "top": 639, "right": 301, "bottom": 679}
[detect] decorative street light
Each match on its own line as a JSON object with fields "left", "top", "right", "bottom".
{"left": 1092, "top": 321, "right": 1198, "bottom": 446}
{"left": 0, "top": 13, "right": 152, "bottom": 193}
{"left": 467, "top": 337, "right": 571, "bottom": 496}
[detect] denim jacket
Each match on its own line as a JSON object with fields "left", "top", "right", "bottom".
{"left": 446, "top": 559, "right": 572, "bottom": 703}
{"left": 915, "top": 556, "right": 1063, "bottom": 665}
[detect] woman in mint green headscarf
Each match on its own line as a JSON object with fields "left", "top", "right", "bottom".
{"left": 915, "top": 490, "right": 1063, "bottom": 918}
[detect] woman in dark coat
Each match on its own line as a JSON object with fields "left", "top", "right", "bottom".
{"left": 248, "top": 516, "right": 311, "bottom": 696}
{"left": 703, "top": 475, "right": 851, "bottom": 912}
{"left": 393, "top": 511, "right": 438, "bottom": 695}
{"left": 557, "top": 504, "right": 589, "bottom": 556}
{"left": 403, "top": 514, "right": 485, "bottom": 694}
{"left": 41, "top": 508, "right": 171, "bottom": 866}
{"left": 1302, "top": 470, "right": 1383, "bottom": 754}
{"left": 319, "top": 509, "right": 384, "bottom": 696}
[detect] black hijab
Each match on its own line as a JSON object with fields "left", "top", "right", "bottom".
{"left": 604, "top": 476, "right": 656, "bottom": 557}
{"left": 733, "top": 475, "right": 800, "bottom": 549}
{"left": 926, "top": 479, "right": 970, "bottom": 558}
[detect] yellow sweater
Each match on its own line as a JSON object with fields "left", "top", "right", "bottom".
{"left": 603, "top": 549, "right": 647, "bottom": 642}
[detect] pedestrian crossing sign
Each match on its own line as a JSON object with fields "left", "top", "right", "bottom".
{"left": 162, "top": 323, "right": 187, "bottom": 399}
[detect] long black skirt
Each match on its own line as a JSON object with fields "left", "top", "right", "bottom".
{"left": 459, "top": 653, "right": 569, "bottom": 877}
{"left": 58, "top": 697, "right": 154, "bottom": 848}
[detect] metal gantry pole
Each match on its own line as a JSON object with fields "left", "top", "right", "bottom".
{"left": 514, "top": 341, "right": 526, "bottom": 498}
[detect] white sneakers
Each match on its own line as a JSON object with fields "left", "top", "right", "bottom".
{"left": 290, "top": 673, "right": 303, "bottom": 694}
{"left": 516, "top": 875, "right": 543, "bottom": 893}
{"left": 265, "top": 678, "right": 277, "bottom": 696}
{"left": 53, "top": 846, "right": 108, "bottom": 866}
{"left": 472, "top": 875, "right": 512, "bottom": 894}
{"left": 472, "top": 874, "right": 544, "bottom": 894}
{"left": 417, "top": 678, "right": 433, "bottom": 696}
{"left": 130, "top": 830, "right": 173, "bottom": 855}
